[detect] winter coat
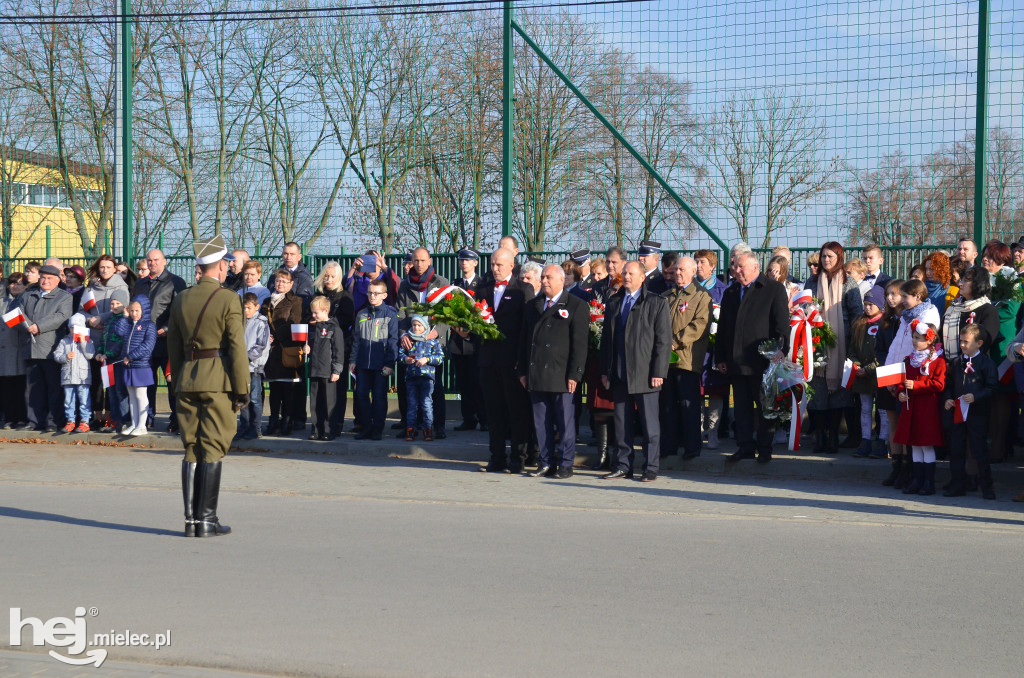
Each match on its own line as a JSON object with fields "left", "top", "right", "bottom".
{"left": 714, "top": 273, "right": 790, "bottom": 377}
{"left": 244, "top": 312, "right": 271, "bottom": 374}
{"left": 665, "top": 283, "right": 712, "bottom": 374}
{"left": 944, "top": 351, "right": 997, "bottom": 419}
{"left": 848, "top": 315, "right": 885, "bottom": 395}
{"left": 16, "top": 286, "right": 73, "bottom": 360}
{"left": 84, "top": 274, "right": 131, "bottom": 349}
{"left": 885, "top": 303, "right": 941, "bottom": 367}
{"left": 267, "top": 263, "right": 315, "bottom": 304}
{"left": 517, "top": 292, "right": 588, "bottom": 392}
{"left": 307, "top": 317, "right": 345, "bottom": 379}
{"left": 351, "top": 303, "right": 399, "bottom": 371}
{"left": 398, "top": 336, "right": 444, "bottom": 381}
{"left": 118, "top": 296, "right": 157, "bottom": 387}
{"left": 261, "top": 291, "right": 307, "bottom": 381}
{"left": 599, "top": 286, "right": 671, "bottom": 394}
{"left": 53, "top": 334, "right": 96, "bottom": 386}
{"left": 397, "top": 272, "right": 450, "bottom": 341}
{"left": 893, "top": 353, "right": 946, "bottom": 447}
{"left": 803, "top": 274, "right": 865, "bottom": 344}
{"left": 0, "top": 292, "right": 26, "bottom": 376}
{"left": 134, "top": 269, "right": 187, "bottom": 335}
{"left": 102, "top": 312, "right": 127, "bottom": 360}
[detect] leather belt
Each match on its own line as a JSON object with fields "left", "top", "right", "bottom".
{"left": 190, "top": 349, "right": 223, "bottom": 360}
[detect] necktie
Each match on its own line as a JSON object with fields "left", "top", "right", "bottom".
{"left": 544, "top": 299, "right": 552, "bottom": 311}
{"left": 622, "top": 293, "right": 635, "bottom": 319}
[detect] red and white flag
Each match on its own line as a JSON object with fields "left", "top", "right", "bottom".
{"left": 876, "top": 362, "right": 906, "bottom": 388}
{"left": 998, "top": 358, "right": 1015, "bottom": 385}
{"left": 100, "top": 363, "right": 115, "bottom": 389}
{"left": 81, "top": 288, "right": 97, "bottom": 312}
{"left": 791, "top": 288, "right": 813, "bottom": 306}
{"left": 2, "top": 307, "right": 27, "bottom": 328}
{"left": 72, "top": 326, "right": 88, "bottom": 343}
{"left": 291, "top": 324, "right": 309, "bottom": 342}
{"left": 841, "top": 359, "right": 857, "bottom": 389}
{"left": 953, "top": 396, "right": 970, "bottom": 424}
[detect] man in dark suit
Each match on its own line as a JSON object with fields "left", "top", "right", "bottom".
{"left": 476, "top": 248, "right": 533, "bottom": 473}
{"left": 714, "top": 251, "right": 790, "bottom": 463}
{"left": 639, "top": 240, "right": 669, "bottom": 295}
{"left": 450, "top": 248, "right": 486, "bottom": 431}
{"left": 518, "top": 264, "right": 589, "bottom": 479}
{"left": 600, "top": 261, "right": 672, "bottom": 482}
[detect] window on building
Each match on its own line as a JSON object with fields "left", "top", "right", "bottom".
{"left": 28, "top": 184, "right": 45, "bottom": 206}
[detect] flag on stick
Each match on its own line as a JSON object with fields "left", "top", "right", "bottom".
{"left": 81, "top": 288, "right": 96, "bottom": 312}
{"left": 998, "top": 358, "right": 1015, "bottom": 385}
{"left": 2, "top": 307, "right": 26, "bottom": 328}
{"left": 876, "top": 362, "right": 906, "bottom": 388}
{"left": 101, "top": 363, "right": 115, "bottom": 389}
{"left": 291, "top": 324, "right": 309, "bottom": 342}
{"left": 841, "top": 359, "right": 857, "bottom": 389}
{"left": 953, "top": 396, "right": 970, "bottom": 424}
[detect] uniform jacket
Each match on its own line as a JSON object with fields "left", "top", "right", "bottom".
{"left": 665, "top": 283, "right": 712, "bottom": 373}
{"left": 307, "top": 317, "right": 346, "bottom": 379}
{"left": 53, "top": 334, "right": 96, "bottom": 385}
{"left": 244, "top": 312, "right": 271, "bottom": 374}
{"left": 167, "top": 277, "right": 249, "bottom": 396}
{"left": 447, "top": 275, "right": 481, "bottom": 357}
{"left": 475, "top": 277, "right": 530, "bottom": 371}
{"left": 118, "top": 296, "right": 157, "bottom": 387}
{"left": 714, "top": 273, "right": 790, "bottom": 376}
{"left": 17, "top": 286, "right": 73, "bottom": 360}
{"left": 398, "top": 336, "right": 444, "bottom": 380}
{"left": 0, "top": 292, "right": 26, "bottom": 376}
{"left": 351, "top": 303, "right": 399, "bottom": 371}
{"left": 943, "top": 351, "right": 997, "bottom": 416}
{"left": 134, "top": 269, "right": 187, "bottom": 335}
{"left": 261, "top": 290, "right": 307, "bottom": 381}
{"left": 644, "top": 269, "right": 669, "bottom": 295}
{"left": 517, "top": 292, "right": 588, "bottom": 392}
{"left": 599, "top": 286, "right": 671, "bottom": 394}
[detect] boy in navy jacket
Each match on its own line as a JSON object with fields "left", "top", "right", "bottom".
{"left": 305, "top": 295, "right": 346, "bottom": 440}
{"left": 943, "top": 324, "right": 998, "bottom": 499}
{"left": 349, "top": 279, "right": 398, "bottom": 440}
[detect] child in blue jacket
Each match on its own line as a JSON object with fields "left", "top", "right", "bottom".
{"left": 398, "top": 314, "right": 444, "bottom": 441}
{"left": 118, "top": 296, "right": 156, "bottom": 436}
{"left": 349, "top": 279, "right": 398, "bottom": 440}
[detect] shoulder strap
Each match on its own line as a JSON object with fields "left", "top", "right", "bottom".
{"left": 189, "top": 287, "right": 228, "bottom": 350}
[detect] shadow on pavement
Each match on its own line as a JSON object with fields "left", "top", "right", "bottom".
{"left": 0, "top": 506, "right": 181, "bottom": 537}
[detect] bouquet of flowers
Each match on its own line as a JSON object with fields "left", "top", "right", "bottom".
{"left": 758, "top": 340, "right": 811, "bottom": 423}
{"left": 588, "top": 299, "right": 605, "bottom": 351}
{"left": 403, "top": 286, "right": 504, "bottom": 341}
{"left": 789, "top": 292, "right": 837, "bottom": 378}
{"left": 707, "top": 303, "right": 721, "bottom": 348}
{"left": 990, "top": 266, "right": 1023, "bottom": 303}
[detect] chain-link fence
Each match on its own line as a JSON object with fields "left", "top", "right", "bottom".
{"left": 0, "top": 0, "right": 1020, "bottom": 270}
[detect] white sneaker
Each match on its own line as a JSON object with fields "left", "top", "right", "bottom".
{"left": 131, "top": 426, "right": 147, "bottom": 437}
{"left": 120, "top": 424, "right": 137, "bottom": 435}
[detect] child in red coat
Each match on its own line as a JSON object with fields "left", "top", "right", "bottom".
{"left": 894, "top": 320, "right": 945, "bottom": 495}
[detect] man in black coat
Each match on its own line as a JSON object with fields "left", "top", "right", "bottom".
{"left": 714, "top": 252, "right": 790, "bottom": 463}
{"left": 449, "top": 248, "right": 486, "bottom": 431}
{"left": 518, "top": 264, "right": 588, "bottom": 479}
{"left": 476, "top": 248, "right": 533, "bottom": 473}
{"left": 134, "top": 249, "right": 187, "bottom": 432}
{"left": 599, "top": 261, "right": 672, "bottom": 482}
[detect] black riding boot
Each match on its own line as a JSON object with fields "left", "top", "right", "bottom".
{"left": 894, "top": 456, "right": 914, "bottom": 489}
{"left": 903, "top": 462, "right": 924, "bottom": 494}
{"left": 195, "top": 462, "right": 231, "bottom": 537}
{"left": 591, "top": 419, "right": 610, "bottom": 470}
{"left": 919, "top": 462, "right": 936, "bottom": 495}
{"left": 882, "top": 455, "right": 902, "bottom": 486}
{"left": 182, "top": 461, "right": 197, "bottom": 537}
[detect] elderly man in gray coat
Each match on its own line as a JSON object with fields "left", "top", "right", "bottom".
{"left": 17, "top": 264, "right": 73, "bottom": 431}
{"left": 599, "top": 261, "right": 672, "bottom": 482}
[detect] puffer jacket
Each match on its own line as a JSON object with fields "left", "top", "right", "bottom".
{"left": 53, "top": 334, "right": 96, "bottom": 385}
{"left": 244, "top": 312, "right": 271, "bottom": 374}
{"left": 397, "top": 337, "right": 444, "bottom": 380}
{"left": 118, "top": 295, "right": 157, "bottom": 383}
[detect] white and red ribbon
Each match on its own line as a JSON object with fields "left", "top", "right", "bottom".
{"left": 967, "top": 311, "right": 976, "bottom": 324}
{"left": 788, "top": 388, "right": 807, "bottom": 452}
{"left": 789, "top": 307, "right": 824, "bottom": 380}
{"left": 425, "top": 285, "right": 472, "bottom": 305}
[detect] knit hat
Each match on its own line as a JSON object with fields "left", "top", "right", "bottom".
{"left": 109, "top": 287, "right": 130, "bottom": 308}
{"left": 409, "top": 314, "right": 430, "bottom": 339}
{"left": 68, "top": 313, "right": 86, "bottom": 330}
{"left": 863, "top": 285, "right": 885, "bottom": 311}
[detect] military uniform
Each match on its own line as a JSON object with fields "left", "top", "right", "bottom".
{"left": 167, "top": 235, "right": 249, "bottom": 537}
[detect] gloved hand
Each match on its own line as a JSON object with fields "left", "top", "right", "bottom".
{"left": 232, "top": 393, "right": 251, "bottom": 412}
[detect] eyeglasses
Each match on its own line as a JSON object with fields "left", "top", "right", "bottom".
{"left": 368, "top": 291, "right": 387, "bottom": 297}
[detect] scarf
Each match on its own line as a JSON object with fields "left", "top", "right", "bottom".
{"left": 942, "top": 295, "right": 989, "bottom": 360}
{"left": 910, "top": 347, "right": 943, "bottom": 375}
{"left": 816, "top": 274, "right": 847, "bottom": 391}
{"left": 407, "top": 266, "right": 436, "bottom": 293}
{"left": 900, "top": 299, "right": 934, "bottom": 326}
{"left": 698, "top": 276, "right": 715, "bottom": 291}
{"left": 269, "top": 292, "right": 285, "bottom": 308}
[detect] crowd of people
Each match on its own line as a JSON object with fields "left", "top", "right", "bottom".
{"left": 3, "top": 234, "right": 1024, "bottom": 501}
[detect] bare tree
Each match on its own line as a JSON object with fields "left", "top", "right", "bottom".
{"left": 703, "top": 91, "right": 759, "bottom": 244}
{"left": 843, "top": 150, "right": 915, "bottom": 246}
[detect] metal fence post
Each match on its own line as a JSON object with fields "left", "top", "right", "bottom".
{"left": 121, "top": 0, "right": 134, "bottom": 265}
{"left": 501, "top": 0, "right": 513, "bottom": 238}
{"left": 974, "top": 0, "right": 989, "bottom": 246}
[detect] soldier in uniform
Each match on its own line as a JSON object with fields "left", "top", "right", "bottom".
{"left": 167, "top": 235, "right": 250, "bottom": 537}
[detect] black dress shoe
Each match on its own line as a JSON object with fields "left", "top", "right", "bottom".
{"left": 454, "top": 422, "right": 476, "bottom": 431}
{"left": 479, "top": 424, "right": 489, "bottom": 432}
{"left": 390, "top": 422, "right": 404, "bottom": 430}
{"left": 556, "top": 467, "right": 573, "bottom": 479}
{"left": 681, "top": 451, "right": 700, "bottom": 460}
{"left": 309, "top": 432, "right": 321, "bottom": 441}
{"left": 478, "top": 464, "right": 508, "bottom": 473}
{"left": 354, "top": 430, "right": 371, "bottom": 440}
{"left": 433, "top": 429, "right": 447, "bottom": 439}
{"left": 602, "top": 469, "right": 628, "bottom": 479}
{"left": 756, "top": 454, "right": 772, "bottom": 464}
{"left": 725, "top": 450, "right": 755, "bottom": 462}
{"left": 45, "top": 424, "right": 57, "bottom": 433}
{"left": 528, "top": 465, "right": 552, "bottom": 477}
{"left": 370, "top": 430, "right": 383, "bottom": 441}
{"left": 942, "top": 487, "right": 966, "bottom": 497}
{"left": 640, "top": 470, "right": 657, "bottom": 482}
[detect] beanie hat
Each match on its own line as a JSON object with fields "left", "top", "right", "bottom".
{"left": 110, "top": 288, "right": 130, "bottom": 308}
{"left": 68, "top": 313, "right": 86, "bottom": 330}
{"left": 863, "top": 285, "right": 885, "bottom": 311}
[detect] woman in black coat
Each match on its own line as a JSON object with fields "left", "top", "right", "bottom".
{"left": 261, "top": 270, "right": 308, "bottom": 436}
{"left": 942, "top": 266, "right": 1000, "bottom": 363}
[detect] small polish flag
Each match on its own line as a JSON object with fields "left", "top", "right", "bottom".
{"left": 841, "top": 359, "right": 857, "bottom": 389}
{"left": 291, "top": 324, "right": 309, "bottom": 342}
{"left": 100, "top": 363, "right": 115, "bottom": 388}
{"left": 998, "top": 358, "right": 1015, "bottom": 385}
{"left": 2, "top": 306, "right": 27, "bottom": 328}
{"left": 81, "top": 288, "right": 96, "bottom": 312}
{"left": 953, "top": 396, "right": 970, "bottom": 424}
{"left": 876, "top": 362, "right": 906, "bottom": 388}
{"left": 791, "top": 289, "right": 813, "bottom": 306}
{"left": 72, "top": 326, "right": 88, "bottom": 343}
